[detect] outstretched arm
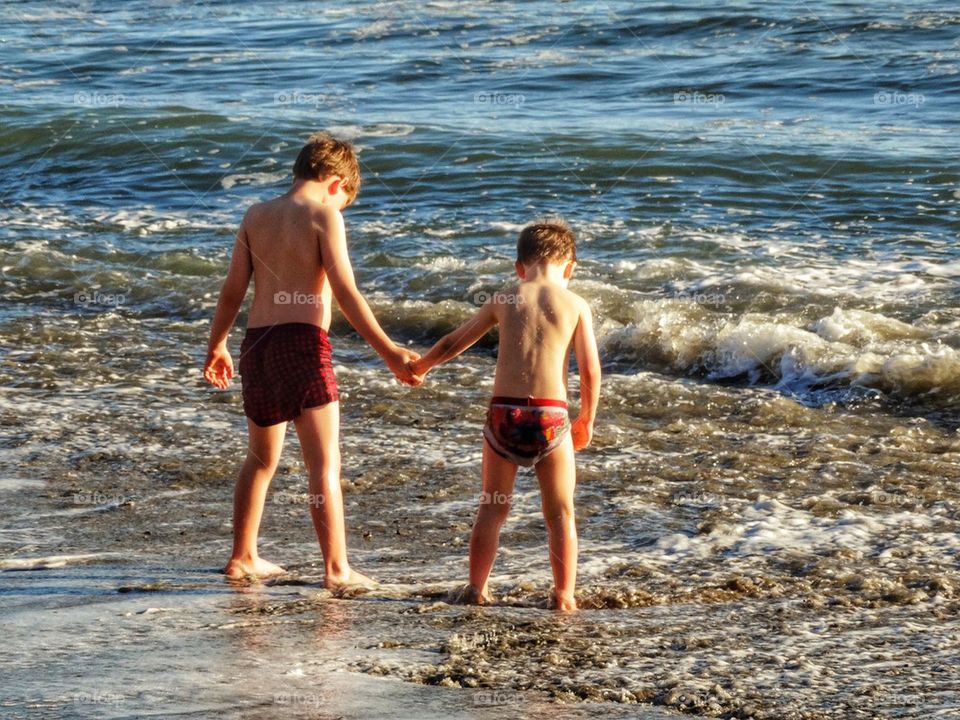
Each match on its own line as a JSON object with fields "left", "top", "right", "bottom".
{"left": 204, "top": 218, "right": 253, "bottom": 389}
{"left": 571, "top": 300, "right": 601, "bottom": 450}
{"left": 411, "top": 301, "right": 497, "bottom": 377}
{"left": 318, "top": 206, "right": 420, "bottom": 385}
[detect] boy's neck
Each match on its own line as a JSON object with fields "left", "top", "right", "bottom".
{"left": 288, "top": 178, "right": 333, "bottom": 205}
{"left": 520, "top": 262, "right": 570, "bottom": 285}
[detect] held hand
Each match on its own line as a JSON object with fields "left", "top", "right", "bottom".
{"left": 407, "top": 357, "right": 430, "bottom": 380}
{"left": 386, "top": 346, "right": 423, "bottom": 386}
{"left": 571, "top": 416, "right": 593, "bottom": 451}
{"left": 203, "top": 345, "right": 234, "bottom": 389}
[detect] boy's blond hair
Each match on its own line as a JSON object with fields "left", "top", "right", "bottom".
{"left": 517, "top": 219, "right": 577, "bottom": 265}
{"left": 293, "top": 132, "right": 361, "bottom": 204}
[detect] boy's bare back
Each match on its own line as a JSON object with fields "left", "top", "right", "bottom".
{"left": 491, "top": 278, "right": 591, "bottom": 400}
{"left": 242, "top": 195, "right": 339, "bottom": 330}
{"left": 205, "top": 132, "right": 420, "bottom": 393}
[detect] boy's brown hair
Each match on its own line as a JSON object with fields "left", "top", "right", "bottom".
{"left": 293, "top": 132, "right": 361, "bottom": 204}
{"left": 516, "top": 219, "right": 577, "bottom": 265}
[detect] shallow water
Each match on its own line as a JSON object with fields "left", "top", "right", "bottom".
{"left": 2, "top": 1, "right": 960, "bottom": 718}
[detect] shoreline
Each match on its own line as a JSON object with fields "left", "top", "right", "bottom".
{"left": 0, "top": 561, "right": 682, "bottom": 720}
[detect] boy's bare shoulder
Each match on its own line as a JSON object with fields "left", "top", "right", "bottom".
{"left": 555, "top": 284, "right": 590, "bottom": 313}
{"left": 241, "top": 197, "right": 283, "bottom": 227}
{"left": 296, "top": 199, "right": 340, "bottom": 233}
{"left": 241, "top": 199, "right": 266, "bottom": 222}
{"left": 567, "top": 286, "right": 591, "bottom": 309}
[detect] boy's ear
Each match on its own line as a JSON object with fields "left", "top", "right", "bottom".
{"left": 563, "top": 261, "right": 576, "bottom": 279}
{"left": 326, "top": 177, "right": 342, "bottom": 197}
{"left": 515, "top": 261, "right": 526, "bottom": 279}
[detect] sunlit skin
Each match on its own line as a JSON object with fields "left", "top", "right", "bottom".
{"left": 412, "top": 259, "right": 601, "bottom": 612}
{"left": 204, "top": 174, "right": 421, "bottom": 588}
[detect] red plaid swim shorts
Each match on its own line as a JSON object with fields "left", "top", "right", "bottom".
{"left": 239, "top": 323, "right": 339, "bottom": 427}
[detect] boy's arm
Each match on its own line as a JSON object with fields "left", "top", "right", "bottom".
{"left": 318, "top": 206, "right": 420, "bottom": 385}
{"left": 571, "top": 299, "right": 601, "bottom": 450}
{"left": 411, "top": 301, "right": 497, "bottom": 376}
{"left": 203, "top": 219, "right": 253, "bottom": 389}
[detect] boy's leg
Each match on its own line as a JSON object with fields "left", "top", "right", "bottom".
{"left": 467, "top": 440, "right": 519, "bottom": 603}
{"left": 225, "top": 419, "right": 287, "bottom": 579}
{"left": 534, "top": 435, "right": 578, "bottom": 612}
{"left": 293, "top": 402, "right": 373, "bottom": 588}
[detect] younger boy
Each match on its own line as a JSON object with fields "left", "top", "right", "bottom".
{"left": 410, "top": 220, "right": 600, "bottom": 611}
{"left": 203, "top": 132, "right": 420, "bottom": 587}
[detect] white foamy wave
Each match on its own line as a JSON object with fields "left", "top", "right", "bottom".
{"left": 423, "top": 255, "right": 466, "bottom": 270}
{"left": 422, "top": 227, "right": 459, "bottom": 238}
{"left": 647, "top": 498, "right": 956, "bottom": 563}
{"left": 0, "top": 553, "right": 119, "bottom": 570}
{"left": 0, "top": 478, "right": 45, "bottom": 492}
{"left": 220, "top": 171, "right": 287, "bottom": 190}
{"left": 603, "top": 300, "right": 960, "bottom": 402}
{"left": 1, "top": 203, "right": 235, "bottom": 239}
{"left": 324, "top": 123, "right": 415, "bottom": 140}
{"left": 488, "top": 221, "right": 526, "bottom": 234}
{"left": 351, "top": 19, "right": 392, "bottom": 40}
{"left": 683, "top": 261, "right": 945, "bottom": 301}
{"left": 812, "top": 308, "right": 929, "bottom": 344}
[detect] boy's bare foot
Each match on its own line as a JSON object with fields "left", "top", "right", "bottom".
{"left": 324, "top": 568, "right": 377, "bottom": 590}
{"left": 548, "top": 593, "right": 578, "bottom": 613}
{"left": 223, "top": 557, "right": 286, "bottom": 580}
{"left": 449, "top": 583, "right": 496, "bottom": 606}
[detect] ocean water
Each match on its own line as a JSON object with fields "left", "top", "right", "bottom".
{"left": 2, "top": 1, "right": 959, "bottom": 718}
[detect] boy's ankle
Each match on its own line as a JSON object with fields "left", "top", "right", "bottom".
{"left": 325, "top": 561, "right": 349, "bottom": 578}
{"left": 551, "top": 591, "right": 577, "bottom": 611}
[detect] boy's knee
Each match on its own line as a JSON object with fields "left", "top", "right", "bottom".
{"left": 544, "top": 505, "right": 575, "bottom": 533}
{"left": 306, "top": 457, "right": 340, "bottom": 481}
{"left": 479, "top": 496, "right": 512, "bottom": 523}
{"left": 246, "top": 451, "right": 280, "bottom": 472}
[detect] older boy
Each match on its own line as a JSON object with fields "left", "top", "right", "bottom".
{"left": 410, "top": 220, "right": 600, "bottom": 611}
{"left": 203, "top": 132, "right": 420, "bottom": 587}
